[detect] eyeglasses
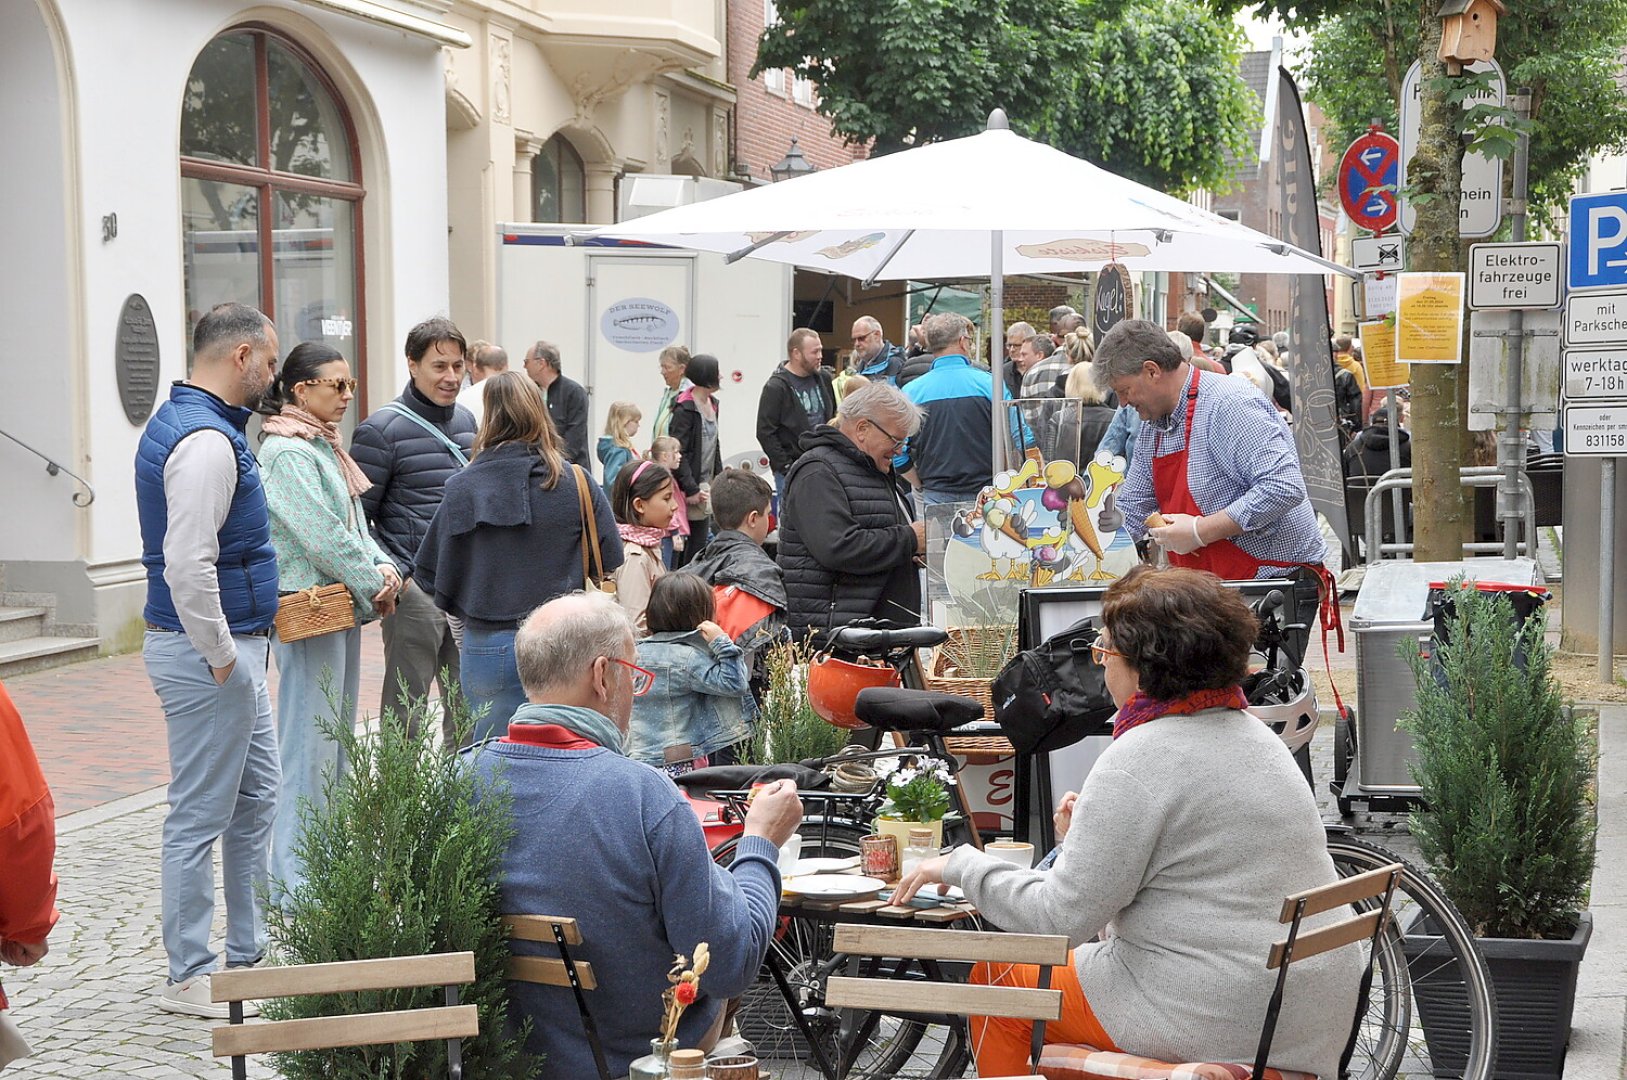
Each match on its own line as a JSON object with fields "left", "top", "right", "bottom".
{"left": 611, "top": 657, "right": 655, "bottom": 696}
{"left": 300, "top": 377, "right": 358, "bottom": 393}
{"left": 867, "top": 418, "right": 906, "bottom": 451}
{"left": 851, "top": 329, "right": 878, "bottom": 346}
{"left": 1090, "top": 641, "right": 1126, "bottom": 663}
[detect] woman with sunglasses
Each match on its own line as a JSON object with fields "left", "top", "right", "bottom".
{"left": 259, "top": 341, "right": 401, "bottom": 901}
{"left": 896, "top": 566, "right": 1358, "bottom": 1080}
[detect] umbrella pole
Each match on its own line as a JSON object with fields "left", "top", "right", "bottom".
{"left": 991, "top": 228, "right": 1006, "bottom": 473}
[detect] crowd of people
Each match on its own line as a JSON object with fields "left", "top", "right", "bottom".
{"left": 90, "top": 294, "right": 1372, "bottom": 1077}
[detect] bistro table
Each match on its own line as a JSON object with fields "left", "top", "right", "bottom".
{"left": 761, "top": 888, "right": 988, "bottom": 1080}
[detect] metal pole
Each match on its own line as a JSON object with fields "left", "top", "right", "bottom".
{"left": 1603, "top": 458, "right": 1617, "bottom": 682}
{"left": 1501, "top": 89, "right": 1534, "bottom": 559}
{"left": 1387, "top": 389, "right": 1406, "bottom": 547}
{"left": 991, "top": 228, "right": 1006, "bottom": 470}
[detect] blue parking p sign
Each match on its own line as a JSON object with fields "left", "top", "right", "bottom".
{"left": 1570, "top": 191, "right": 1627, "bottom": 289}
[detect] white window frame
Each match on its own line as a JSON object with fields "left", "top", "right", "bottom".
{"left": 762, "top": 0, "right": 786, "bottom": 94}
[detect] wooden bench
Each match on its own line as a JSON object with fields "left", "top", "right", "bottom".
{"left": 824, "top": 924, "right": 1069, "bottom": 1077}
{"left": 210, "top": 952, "right": 478, "bottom": 1080}
{"left": 503, "top": 914, "right": 610, "bottom": 1080}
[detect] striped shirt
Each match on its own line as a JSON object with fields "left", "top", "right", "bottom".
{"left": 1116, "top": 366, "right": 1325, "bottom": 577}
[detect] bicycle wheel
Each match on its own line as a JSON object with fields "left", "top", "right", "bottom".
{"left": 711, "top": 825, "right": 968, "bottom": 1079}
{"left": 1325, "top": 834, "right": 1497, "bottom": 1080}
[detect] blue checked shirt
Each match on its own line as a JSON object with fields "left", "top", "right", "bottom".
{"left": 1116, "top": 367, "right": 1325, "bottom": 578}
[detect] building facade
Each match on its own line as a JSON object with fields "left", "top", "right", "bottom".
{"left": 1, "top": 0, "right": 456, "bottom": 659}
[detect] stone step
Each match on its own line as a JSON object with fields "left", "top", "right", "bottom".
{"left": 0, "top": 606, "right": 48, "bottom": 644}
{"left": 0, "top": 635, "right": 101, "bottom": 679}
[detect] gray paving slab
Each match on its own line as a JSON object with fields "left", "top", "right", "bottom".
{"left": 3, "top": 801, "right": 273, "bottom": 1080}
{"left": 1567, "top": 703, "right": 1627, "bottom": 1079}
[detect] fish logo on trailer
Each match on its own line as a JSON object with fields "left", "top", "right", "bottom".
{"left": 600, "top": 297, "right": 680, "bottom": 353}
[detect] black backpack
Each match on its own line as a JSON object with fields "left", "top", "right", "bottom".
{"left": 991, "top": 617, "right": 1117, "bottom": 755}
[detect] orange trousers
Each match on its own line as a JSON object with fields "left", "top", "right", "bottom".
{"left": 968, "top": 954, "right": 1118, "bottom": 1077}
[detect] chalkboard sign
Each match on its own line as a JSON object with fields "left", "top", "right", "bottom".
{"left": 116, "top": 293, "right": 160, "bottom": 424}
{"left": 1091, "top": 262, "right": 1134, "bottom": 344}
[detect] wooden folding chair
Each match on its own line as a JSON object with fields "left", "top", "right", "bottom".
{"left": 503, "top": 914, "right": 611, "bottom": 1080}
{"left": 824, "top": 924, "right": 1069, "bottom": 1078}
{"left": 1036, "top": 862, "right": 1404, "bottom": 1080}
{"left": 210, "top": 951, "right": 478, "bottom": 1080}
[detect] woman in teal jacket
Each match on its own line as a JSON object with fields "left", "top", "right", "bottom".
{"left": 259, "top": 342, "right": 401, "bottom": 901}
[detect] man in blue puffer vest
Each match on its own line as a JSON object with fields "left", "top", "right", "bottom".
{"left": 136, "top": 302, "right": 282, "bottom": 1019}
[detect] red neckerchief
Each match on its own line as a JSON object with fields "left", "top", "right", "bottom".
{"left": 1112, "top": 686, "right": 1249, "bottom": 740}
{"left": 503, "top": 723, "right": 600, "bottom": 750}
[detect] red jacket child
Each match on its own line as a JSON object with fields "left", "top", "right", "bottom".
{"left": 0, "top": 679, "right": 57, "bottom": 1013}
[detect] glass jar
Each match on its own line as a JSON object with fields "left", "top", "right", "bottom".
{"left": 628, "top": 1037, "right": 676, "bottom": 1080}
{"left": 668, "top": 1048, "right": 707, "bottom": 1078}
{"left": 899, "top": 826, "right": 937, "bottom": 880}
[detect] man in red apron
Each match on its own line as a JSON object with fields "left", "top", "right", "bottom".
{"left": 1092, "top": 320, "right": 1328, "bottom": 589}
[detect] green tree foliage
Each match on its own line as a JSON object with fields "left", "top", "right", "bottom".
{"left": 264, "top": 691, "right": 541, "bottom": 1078}
{"left": 1401, "top": 583, "right": 1596, "bottom": 940}
{"left": 754, "top": 0, "right": 1256, "bottom": 194}
{"left": 1293, "top": 0, "right": 1627, "bottom": 224}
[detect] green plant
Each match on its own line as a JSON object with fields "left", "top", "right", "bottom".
{"left": 264, "top": 684, "right": 541, "bottom": 1078}
{"left": 876, "top": 755, "right": 956, "bottom": 822}
{"left": 746, "top": 639, "right": 849, "bottom": 765}
{"left": 1400, "top": 580, "right": 1596, "bottom": 940}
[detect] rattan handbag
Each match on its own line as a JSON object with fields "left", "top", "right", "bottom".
{"left": 273, "top": 583, "right": 356, "bottom": 643}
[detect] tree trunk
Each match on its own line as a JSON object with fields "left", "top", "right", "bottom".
{"left": 1407, "top": 6, "right": 1465, "bottom": 562}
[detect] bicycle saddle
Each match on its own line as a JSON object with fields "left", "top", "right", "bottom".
{"left": 853, "top": 687, "right": 985, "bottom": 733}
{"left": 673, "top": 762, "right": 829, "bottom": 794}
{"left": 828, "top": 624, "right": 949, "bottom": 653}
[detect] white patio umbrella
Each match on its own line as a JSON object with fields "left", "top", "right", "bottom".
{"left": 582, "top": 111, "right": 1354, "bottom": 464}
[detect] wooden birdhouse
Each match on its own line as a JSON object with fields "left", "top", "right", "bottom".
{"left": 1437, "top": 0, "right": 1505, "bottom": 67}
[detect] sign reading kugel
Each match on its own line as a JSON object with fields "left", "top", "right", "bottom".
{"left": 1339, "top": 131, "right": 1401, "bottom": 232}
{"left": 1090, "top": 262, "right": 1133, "bottom": 344}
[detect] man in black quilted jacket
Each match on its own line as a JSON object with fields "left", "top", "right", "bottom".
{"left": 350, "top": 316, "right": 476, "bottom": 742}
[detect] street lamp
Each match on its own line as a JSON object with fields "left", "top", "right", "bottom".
{"left": 769, "top": 137, "right": 816, "bottom": 182}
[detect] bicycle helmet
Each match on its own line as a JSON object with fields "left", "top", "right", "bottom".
{"left": 1245, "top": 667, "right": 1320, "bottom": 755}
{"left": 806, "top": 653, "right": 900, "bottom": 730}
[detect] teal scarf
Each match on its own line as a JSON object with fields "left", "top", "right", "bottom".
{"left": 509, "top": 702, "right": 628, "bottom": 755}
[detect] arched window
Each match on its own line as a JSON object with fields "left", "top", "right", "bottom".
{"left": 532, "top": 134, "right": 586, "bottom": 224}
{"left": 180, "top": 28, "right": 364, "bottom": 394}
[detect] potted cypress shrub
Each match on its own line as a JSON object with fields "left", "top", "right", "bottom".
{"left": 1399, "top": 578, "right": 1596, "bottom": 1080}
{"left": 264, "top": 687, "right": 542, "bottom": 1079}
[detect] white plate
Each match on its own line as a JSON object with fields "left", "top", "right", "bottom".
{"left": 789, "top": 856, "right": 861, "bottom": 876}
{"left": 783, "top": 874, "right": 887, "bottom": 899}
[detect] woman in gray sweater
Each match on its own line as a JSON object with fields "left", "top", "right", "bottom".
{"left": 899, "top": 567, "right": 1360, "bottom": 1078}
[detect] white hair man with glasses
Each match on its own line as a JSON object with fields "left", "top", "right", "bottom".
{"left": 465, "top": 591, "right": 801, "bottom": 1079}
{"left": 778, "top": 383, "right": 927, "bottom": 642}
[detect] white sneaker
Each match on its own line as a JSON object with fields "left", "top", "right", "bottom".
{"left": 157, "top": 974, "right": 260, "bottom": 1020}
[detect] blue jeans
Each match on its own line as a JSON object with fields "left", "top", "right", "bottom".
{"left": 460, "top": 625, "right": 525, "bottom": 745}
{"left": 145, "top": 630, "right": 278, "bottom": 984}
{"left": 270, "top": 625, "right": 360, "bottom": 904}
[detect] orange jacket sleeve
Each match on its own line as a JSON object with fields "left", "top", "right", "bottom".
{"left": 0, "top": 680, "right": 58, "bottom": 951}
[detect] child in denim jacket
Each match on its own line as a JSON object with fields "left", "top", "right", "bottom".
{"left": 628, "top": 574, "right": 755, "bottom": 775}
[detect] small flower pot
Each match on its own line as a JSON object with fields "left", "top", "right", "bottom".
{"left": 874, "top": 816, "right": 943, "bottom": 856}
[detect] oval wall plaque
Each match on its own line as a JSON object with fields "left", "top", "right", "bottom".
{"left": 116, "top": 293, "right": 161, "bottom": 424}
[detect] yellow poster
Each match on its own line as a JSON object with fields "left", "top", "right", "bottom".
{"left": 1359, "top": 319, "right": 1409, "bottom": 389}
{"left": 1396, "top": 272, "right": 1465, "bottom": 364}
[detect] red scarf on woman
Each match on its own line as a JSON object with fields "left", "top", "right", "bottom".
{"left": 1112, "top": 686, "right": 1249, "bottom": 740}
